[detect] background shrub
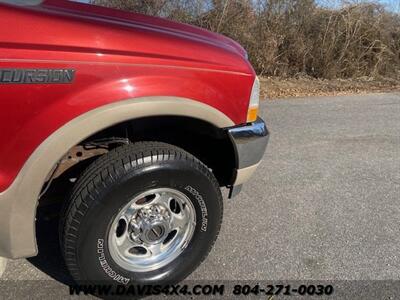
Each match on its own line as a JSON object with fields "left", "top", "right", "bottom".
{"left": 93, "top": 0, "right": 400, "bottom": 79}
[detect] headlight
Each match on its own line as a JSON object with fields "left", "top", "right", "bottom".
{"left": 247, "top": 76, "right": 260, "bottom": 123}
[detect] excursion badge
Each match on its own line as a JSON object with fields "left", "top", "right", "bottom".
{"left": 0, "top": 69, "right": 75, "bottom": 84}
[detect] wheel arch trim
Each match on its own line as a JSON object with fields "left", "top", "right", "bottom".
{"left": 0, "top": 96, "right": 234, "bottom": 258}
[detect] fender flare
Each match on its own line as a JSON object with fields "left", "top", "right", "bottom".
{"left": 0, "top": 96, "right": 234, "bottom": 258}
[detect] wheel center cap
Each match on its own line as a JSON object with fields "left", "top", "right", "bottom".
{"left": 144, "top": 224, "right": 166, "bottom": 243}
{"left": 130, "top": 205, "right": 170, "bottom": 245}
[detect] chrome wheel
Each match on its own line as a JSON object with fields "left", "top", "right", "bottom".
{"left": 108, "top": 188, "right": 196, "bottom": 272}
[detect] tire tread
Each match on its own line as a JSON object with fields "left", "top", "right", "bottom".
{"left": 60, "top": 142, "right": 223, "bottom": 281}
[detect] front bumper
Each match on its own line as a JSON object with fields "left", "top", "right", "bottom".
{"left": 227, "top": 117, "right": 269, "bottom": 197}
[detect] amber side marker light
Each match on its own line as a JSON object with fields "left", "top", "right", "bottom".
{"left": 247, "top": 107, "right": 259, "bottom": 123}
{"left": 246, "top": 77, "right": 260, "bottom": 123}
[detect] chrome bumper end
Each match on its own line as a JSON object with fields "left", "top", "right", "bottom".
{"left": 227, "top": 117, "right": 269, "bottom": 198}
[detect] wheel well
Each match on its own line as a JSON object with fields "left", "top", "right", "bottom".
{"left": 40, "top": 116, "right": 237, "bottom": 203}
{"left": 87, "top": 116, "right": 237, "bottom": 186}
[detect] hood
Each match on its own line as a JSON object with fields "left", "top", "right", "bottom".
{"left": 34, "top": 0, "right": 250, "bottom": 70}
{"left": 45, "top": 0, "right": 247, "bottom": 56}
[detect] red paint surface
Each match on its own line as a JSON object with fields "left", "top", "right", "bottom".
{"left": 0, "top": 0, "right": 255, "bottom": 192}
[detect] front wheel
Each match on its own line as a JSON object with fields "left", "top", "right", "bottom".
{"left": 60, "top": 142, "right": 223, "bottom": 285}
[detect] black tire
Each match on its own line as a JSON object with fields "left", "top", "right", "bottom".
{"left": 60, "top": 142, "right": 223, "bottom": 286}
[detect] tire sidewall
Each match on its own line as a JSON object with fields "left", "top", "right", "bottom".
{"left": 74, "top": 160, "right": 221, "bottom": 285}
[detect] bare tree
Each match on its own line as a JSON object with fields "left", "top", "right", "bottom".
{"left": 92, "top": 0, "right": 400, "bottom": 79}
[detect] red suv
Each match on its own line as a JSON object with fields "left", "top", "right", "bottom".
{"left": 0, "top": 0, "right": 268, "bottom": 285}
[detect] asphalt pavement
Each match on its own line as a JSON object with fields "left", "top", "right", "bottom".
{"left": 1, "top": 93, "right": 399, "bottom": 297}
